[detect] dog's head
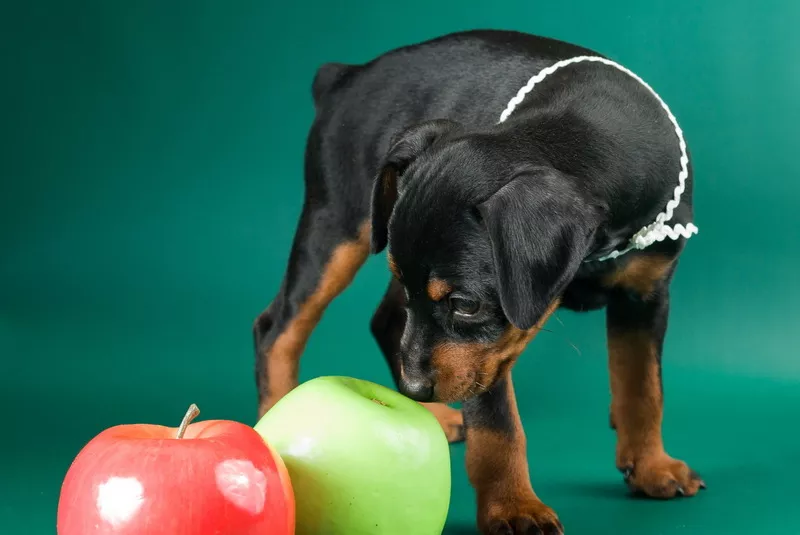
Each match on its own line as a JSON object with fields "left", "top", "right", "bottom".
{"left": 370, "top": 119, "right": 605, "bottom": 403}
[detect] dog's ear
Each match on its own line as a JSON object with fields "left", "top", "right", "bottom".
{"left": 369, "top": 119, "right": 459, "bottom": 253}
{"left": 477, "top": 168, "right": 604, "bottom": 330}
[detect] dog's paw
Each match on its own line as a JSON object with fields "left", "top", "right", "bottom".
{"left": 619, "top": 452, "right": 706, "bottom": 498}
{"left": 480, "top": 496, "right": 564, "bottom": 535}
{"left": 421, "top": 402, "right": 464, "bottom": 443}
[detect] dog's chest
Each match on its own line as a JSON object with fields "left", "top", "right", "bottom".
{"left": 560, "top": 275, "right": 614, "bottom": 312}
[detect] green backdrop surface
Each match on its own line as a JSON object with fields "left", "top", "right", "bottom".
{"left": 2, "top": 1, "right": 799, "bottom": 533}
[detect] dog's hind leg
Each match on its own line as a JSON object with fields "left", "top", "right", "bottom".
{"left": 253, "top": 132, "right": 371, "bottom": 419}
{"left": 253, "top": 209, "right": 370, "bottom": 418}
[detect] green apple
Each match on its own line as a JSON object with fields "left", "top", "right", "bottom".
{"left": 254, "top": 376, "right": 451, "bottom": 535}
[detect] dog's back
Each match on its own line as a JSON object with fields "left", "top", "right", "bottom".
{"left": 310, "top": 31, "right": 600, "bottom": 165}
{"left": 308, "top": 30, "right": 691, "bottom": 235}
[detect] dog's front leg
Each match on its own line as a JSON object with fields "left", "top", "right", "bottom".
{"left": 464, "top": 371, "right": 563, "bottom": 535}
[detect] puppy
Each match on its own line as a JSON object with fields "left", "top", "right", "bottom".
{"left": 253, "top": 29, "right": 702, "bottom": 534}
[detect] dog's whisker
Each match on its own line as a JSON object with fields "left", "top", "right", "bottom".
{"left": 564, "top": 338, "right": 582, "bottom": 356}
{"left": 551, "top": 313, "right": 583, "bottom": 357}
{"left": 541, "top": 314, "right": 583, "bottom": 357}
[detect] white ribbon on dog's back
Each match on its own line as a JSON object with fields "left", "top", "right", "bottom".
{"left": 498, "top": 55, "right": 698, "bottom": 262}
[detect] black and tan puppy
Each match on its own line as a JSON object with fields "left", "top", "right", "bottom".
{"left": 253, "top": 29, "right": 702, "bottom": 534}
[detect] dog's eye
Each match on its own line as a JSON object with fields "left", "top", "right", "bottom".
{"left": 449, "top": 296, "right": 480, "bottom": 317}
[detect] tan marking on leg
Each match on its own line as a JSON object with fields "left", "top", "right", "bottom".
{"left": 609, "top": 330, "right": 704, "bottom": 497}
{"left": 421, "top": 402, "right": 464, "bottom": 443}
{"left": 603, "top": 254, "right": 674, "bottom": 297}
{"left": 258, "top": 222, "right": 371, "bottom": 417}
{"left": 467, "top": 373, "right": 562, "bottom": 533}
{"left": 609, "top": 331, "right": 664, "bottom": 459}
{"left": 426, "top": 278, "right": 452, "bottom": 302}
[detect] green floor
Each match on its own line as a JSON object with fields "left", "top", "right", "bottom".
{"left": 3, "top": 1, "right": 800, "bottom": 534}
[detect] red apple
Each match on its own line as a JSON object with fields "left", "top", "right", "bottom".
{"left": 57, "top": 404, "right": 294, "bottom": 535}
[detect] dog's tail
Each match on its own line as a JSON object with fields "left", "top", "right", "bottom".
{"left": 311, "top": 62, "right": 353, "bottom": 105}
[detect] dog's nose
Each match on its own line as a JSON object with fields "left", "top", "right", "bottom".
{"left": 400, "top": 376, "right": 434, "bottom": 402}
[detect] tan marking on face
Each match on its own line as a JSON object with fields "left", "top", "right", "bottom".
{"left": 603, "top": 254, "right": 674, "bottom": 298}
{"left": 257, "top": 222, "right": 371, "bottom": 417}
{"left": 426, "top": 278, "right": 453, "bottom": 302}
{"left": 431, "top": 299, "right": 560, "bottom": 402}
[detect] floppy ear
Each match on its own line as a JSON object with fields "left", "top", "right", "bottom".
{"left": 369, "top": 119, "right": 460, "bottom": 253}
{"left": 477, "top": 168, "right": 604, "bottom": 330}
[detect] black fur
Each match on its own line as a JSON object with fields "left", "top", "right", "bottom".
{"left": 476, "top": 167, "right": 604, "bottom": 329}
{"left": 254, "top": 29, "right": 697, "bottom": 534}
{"left": 463, "top": 375, "right": 515, "bottom": 434}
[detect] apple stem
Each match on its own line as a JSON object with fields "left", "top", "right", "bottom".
{"left": 176, "top": 403, "right": 200, "bottom": 439}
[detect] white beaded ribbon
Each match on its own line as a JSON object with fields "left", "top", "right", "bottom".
{"left": 498, "top": 55, "right": 698, "bottom": 262}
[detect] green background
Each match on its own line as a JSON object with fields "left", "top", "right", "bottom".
{"left": 2, "top": 1, "right": 798, "bottom": 533}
